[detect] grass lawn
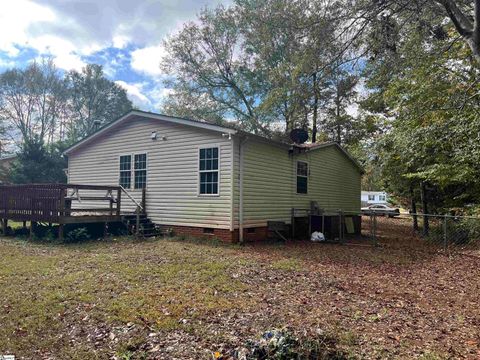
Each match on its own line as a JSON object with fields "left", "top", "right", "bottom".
{"left": 0, "top": 236, "right": 479, "bottom": 359}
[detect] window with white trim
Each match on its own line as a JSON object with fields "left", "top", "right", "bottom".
{"left": 379, "top": 195, "right": 386, "bottom": 201}
{"left": 199, "top": 147, "right": 219, "bottom": 195}
{"left": 368, "top": 194, "right": 375, "bottom": 201}
{"left": 296, "top": 161, "right": 308, "bottom": 194}
{"left": 119, "top": 155, "right": 131, "bottom": 189}
{"left": 134, "top": 153, "right": 147, "bottom": 189}
{"left": 119, "top": 153, "right": 147, "bottom": 189}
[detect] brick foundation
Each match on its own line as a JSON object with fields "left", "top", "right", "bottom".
{"left": 162, "top": 225, "right": 270, "bottom": 243}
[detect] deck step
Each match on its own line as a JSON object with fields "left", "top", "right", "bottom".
{"left": 121, "top": 213, "right": 158, "bottom": 238}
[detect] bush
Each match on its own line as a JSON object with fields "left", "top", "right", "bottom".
{"left": 65, "top": 227, "right": 91, "bottom": 243}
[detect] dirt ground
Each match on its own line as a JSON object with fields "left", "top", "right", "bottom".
{"left": 0, "top": 231, "right": 479, "bottom": 359}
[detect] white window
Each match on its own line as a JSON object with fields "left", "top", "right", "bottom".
{"left": 379, "top": 195, "right": 386, "bottom": 201}
{"left": 134, "top": 154, "right": 147, "bottom": 189}
{"left": 119, "top": 153, "right": 147, "bottom": 190}
{"left": 296, "top": 161, "right": 308, "bottom": 194}
{"left": 199, "top": 147, "right": 219, "bottom": 195}
{"left": 119, "top": 155, "right": 131, "bottom": 189}
{"left": 368, "top": 194, "right": 375, "bottom": 201}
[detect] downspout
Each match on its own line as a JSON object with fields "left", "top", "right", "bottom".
{"left": 239, "top": 135, "right": 248, "bottom": 244}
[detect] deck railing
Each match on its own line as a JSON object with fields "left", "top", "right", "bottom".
{"left": 0, "top": 183, "right": 122, "bottom": 224}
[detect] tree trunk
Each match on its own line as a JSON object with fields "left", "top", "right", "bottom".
{"left": 336, "top": 99, "right": 341, "bottom": 144}
{"left": 410, "top": 184, "right": 418, "bottom": 231}
{"left": 421, "top": 181, "right": 429, "bottom": 236}
{"left": 312, "top": 73, "right": 318, "bottom": 143}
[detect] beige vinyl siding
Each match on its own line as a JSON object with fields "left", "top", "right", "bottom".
{"left": 239, "top": 139, "right": 361, "bottom": 228}
{"left": 68, "top": 116, "right": 233, "bottom": 229}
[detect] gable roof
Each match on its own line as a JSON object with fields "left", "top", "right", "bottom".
{"left": 297, "top": 142, "right": 365, "bottom": 174}
{"left": 63, "top": 110, "right": 237, "bottom": 155}
{"left": 63, "top": 110, "right": 364, "bottom": 173}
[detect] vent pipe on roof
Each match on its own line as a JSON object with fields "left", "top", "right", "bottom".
{"left": 93, "top": 120, "right": 102, "bottom": 131}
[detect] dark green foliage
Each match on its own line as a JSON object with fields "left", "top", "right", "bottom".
{"left": 65, "top": 227, "right": 91, "bottom": 243}
{"left": 8, "top": 136, "right": 67, "bottom": 184}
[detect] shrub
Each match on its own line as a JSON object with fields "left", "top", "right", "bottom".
{"left": 65, "top": 227, "right": 91, "bottom": 243}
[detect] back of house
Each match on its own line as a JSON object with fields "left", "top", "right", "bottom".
{"left": 65, "top": 110, "right": 362, "bottom": 242}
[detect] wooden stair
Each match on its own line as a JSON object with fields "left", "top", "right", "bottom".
{"left": 122, "top": 213, "right": 159, "bottom": 238}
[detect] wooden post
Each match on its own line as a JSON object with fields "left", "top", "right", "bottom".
{"left": 141, "top": 187, "right": 146, "bottom": 214}
{"left": 22, "top": 221, "right": 26, "bottom": 229}
{"left": 116, "top": 188, "right": 121, "bottom": 216}
{"left": 58, "top": 224, "right": 64, "bottom": 242}
{"left": 59, "top": 189, "right": 65, "bottom": 241}
{"left": 136, "top": 207, "right": 140, "bottom": 239}
{"left": 372, "top": 213, "right": 378, "bottom": 246}
{"left": 103, "top": 222, "right": 108, "bottom": 238}
{"left": 2, "top": 218, "right": 7, "bottom": 235}
{"left": 30, "top": 221, "right": 34, "bottom": 240}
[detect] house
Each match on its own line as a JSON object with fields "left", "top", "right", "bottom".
{"left": 361, "top": 191, "right": 388, "bottom": 205}
{"left": 64, "top": 110, "right": 363, "bottom": 242}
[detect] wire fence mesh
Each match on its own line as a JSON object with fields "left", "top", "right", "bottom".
{"left": 292, "top": 208, "right": 480, "bottom": 254}
{"left": 347, "top": 211, "right": 480, "bottom": 253}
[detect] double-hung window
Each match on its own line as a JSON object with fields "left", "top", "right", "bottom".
{"left": 368, "top": 194, "right": 375, "bottom": 201}
{"left": 296, "top": 161, "right": 308, "bottom": 194}
{"left": 199, "top": 147, "right": 219, "bottom": 195}
{"left": 119, "top": 155, "right": 132, "bottom": 189}
{"left": 134, "top": 154, "right": 147, "bottom": 189}
{"left": 119, "top": 153, "right": 147, "bottom": 189}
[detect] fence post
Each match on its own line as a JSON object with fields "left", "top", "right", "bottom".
{"left": 291, "top": 208, "right": 295, "bottom": 240}
{"left": 338, "top": 210, "right": 343, "bottom": 243}
{"left": 443, "top": 215, "right": 448, "bottom": 250}
{"left": 373, "top": 212, "right": 378, "bottom": 246}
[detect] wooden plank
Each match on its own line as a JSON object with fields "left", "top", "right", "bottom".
{"left": 63, "top": 208, "right": 116, "bottom": 213}
{"left": 67, "top": 184, "right": 121, "bottom": 191}
{"left": 59, "top": 215, "right": 122, "bottom": 224}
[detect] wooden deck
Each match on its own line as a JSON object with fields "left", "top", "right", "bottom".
{"left": 0, "top": 184, "right": 130, "bottom": 238}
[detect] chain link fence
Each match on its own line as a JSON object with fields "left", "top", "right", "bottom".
{"left": 355, "top": 212, "right": 480, "bottom": 253}
{"left": 292, "top": 208, "right": 480, "bottom": 254}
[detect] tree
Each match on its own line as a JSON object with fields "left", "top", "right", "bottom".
{"left": 66, "top": 64, "right": 132, "bottom": 142}
{"left": 323, "top": 65, "right": 358, "bottom": 145}
{"left": 162, "top": 0, "right": 343, "bottom": 137}
{"left": 0, "top": 59, "right": 67, "bottom": 146}
{"left": 8, "top": 136, "right": 67, "bottom": 184}
{"left": 345, "top": 0, "right": 480, "bottom": 64}
{"left": 361, "top": 21, "right": 480, "bottom": 212}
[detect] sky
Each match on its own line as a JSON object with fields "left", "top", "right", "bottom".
{"left": 0, "top": 0, "right": 228, "bottom": 111}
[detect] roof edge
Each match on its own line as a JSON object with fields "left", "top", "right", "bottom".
{"left": 63, "top": 110, "right": 237, "bottom": 155}
{"left": 305, "top": 142, "right": 365, "bottom": 174}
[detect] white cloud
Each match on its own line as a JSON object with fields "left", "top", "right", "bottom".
{"left": 130, "top": 45, "right": 167, "bottom": 76}
{"left": 0, "top": 1, "right": 90, "bottom": 70}
{"left": 0, "top": 1, "right": 56, "bottom": 56}
{"left": 112, "top": 35, "right": 130, "bottom": 49}
{"left": 115, "top": 80, "right": 151, "bottom": 107}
